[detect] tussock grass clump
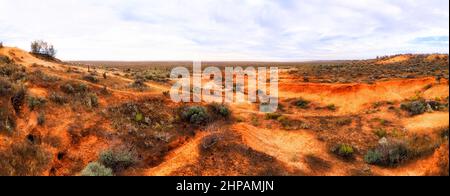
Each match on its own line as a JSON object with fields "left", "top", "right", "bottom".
{"left": 331, "top": 144, "right": 355, "bottom": 159}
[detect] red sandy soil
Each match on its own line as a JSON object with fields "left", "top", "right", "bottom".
{"left": 0, "top": 46, "right": 448, "bottom": 176}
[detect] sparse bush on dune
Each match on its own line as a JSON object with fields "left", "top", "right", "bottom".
{"left": 366, "top": 126, "right": 449, "bottom": 167}
{"left": 11, "top": 87, "right": 26, "bottom": 114}
{"left": 182, "top": 106, "right": 209, "bottom": 125}
{"left": 83, "top": 93, "right": 99, "bottom": 108}
{"left": 400, "top": 99, "right": 448, "bottom": 115}
{"left": 400, "top": 100, "right": 427, "bottom": 115}
{"left": 293, "top": 98, "right": 310, "bottom": 109}
{"left": 64, "top": 82, "right": 88, "bottom": 94}
{"left": 49, "top": 92, "right": 67, "bottom": 105}
{"left": 207, "top": 102, "right": 231, "bottom": 119}
{"left": 0, "top": 141, "right": 51, "bottom": 176}
{"left": 28, "top": 70, "right": 60, "bottom": 85}
{"left": 0, "top": 77, "right": 14, "bottom": 96}
{"left": 27, "top": 96, "right": 46, "bottom": 111}
{"left": 0, "top": 62, "right": 27, "bottom": 82}
{"left": 130, "top": 77, "right": 147, "bottom": 91}
{"left": 331, "top": 144, "right": 355, "bottom": 159}
{"left": 0, "top": 42, "right": 3, "bottom": 48}
{"left": 364, "top": 139, "right": 408, "bottom": 166}
{"left": 265, "top": 112, "right": 282, "bottom": 120}
{"left": 0, "top": 107, "right": 15, "bottom": 133}
{"left": 80, "top": 162, "right": 114, "bottom": 176}
{"left": 82, "top": 74, "right": 99, "bottom": 83}
{"left": 99, "top": 148, "right": 137, "bottom": 172}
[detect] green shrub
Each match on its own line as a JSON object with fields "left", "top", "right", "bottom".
{"left": 84, "top": 93, "right": 99, "bottom": 108}
{"left": 364, "top": 139, "right": 408, "bottom": 166}
{"left": 60, "top": 83, "right": 75, "bottom": 94}
{"left": 208, "top": 103, "right": 231, "bottom": 118}
{"left": 131, "top": 78, "right": 147, "bottom": 90}
{"left": 82, "top": 74, "right": 99, "bottom": 83}
{"left": 336, "top": 118, "right": 352, "bottom": 126}
{"left": 182, "top": 106, "right": 209, "bottom": 125}
{"left": 265, "top": 113, "right": 282, "bottom": 120}
{"left": 400, "top": 100, "right": 427, "bottom": 115}
{"left": 135, "top": 112, "right": 143, "bottom": 122}
{"left": 335, "top": 144, "right": 354, "bottom": 158}
{"left": 294, "top": 98, "right": 310, "bottom": 109}
{"left": 373, "top": 128, "right": 387, "bottom": 139}
{"left": 61, "top": 83, "right": 88, "bottom": 95}
{"left": 99, "top": 149, "right": 137, "bottom": 172}
{"left": 326, "top": 104, "right": 337, "bottom": 111}
{"left": 364, "top": 150, "right": 383, "bottom": 164}
{"left": 29, "top": 70, "right": 60, "bottom": 83}
{"left": 49, "top": 92, "right": 67, "bottom": 105}
{"left": 27, "top": 96, "right": 46, "bottom": 111}
{"left": 80, "top": 162, "right": 114, "bottom": 176}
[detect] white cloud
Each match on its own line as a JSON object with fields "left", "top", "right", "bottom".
{"left": 0, "top": 0, "right": 448, "bottom": 61}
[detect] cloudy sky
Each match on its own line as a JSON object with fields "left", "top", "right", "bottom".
{"left": 0, "top": 0, "right": 448, "bottom": 61}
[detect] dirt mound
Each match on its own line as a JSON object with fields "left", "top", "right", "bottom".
{"left": 376, "top": 55, "right": 411, "bottom": 65}
{"left": 279, "top": 77, "right": 445, "bottom": 114}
